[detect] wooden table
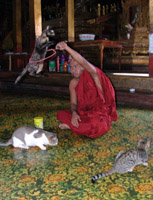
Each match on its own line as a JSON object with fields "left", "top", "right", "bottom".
{"left": 4, "top": 52, "right": 30, "bottom": 71}
{"left": 70, "top": 40, "right": 123, "bottom": 70}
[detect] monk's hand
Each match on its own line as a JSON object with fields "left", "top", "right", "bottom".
{"left": 71, "top": 112, "right": 81, "bottom": 128}
{"left": 55, "top": 42, "right": 67, "bottom": 51}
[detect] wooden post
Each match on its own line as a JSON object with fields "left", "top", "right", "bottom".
{"left": 33, "top": 0, "right": 42, "bottom": 38}
{"left": 66, "top": 0, "right": 75, "bottom": 42}
{"left": 12, "top": 0, "right": 22, "bottom": 69}
{"left": 29, "top": 0, "right": 42, "bottom": 52}
{"left": 149, "top": 0, "right": 153, "bottom": 77}
{"left": 29, "top": 0, "right": 35, "bottom": 52}
{"left": 13, "top": 0, "right": 22, "bottom": 52}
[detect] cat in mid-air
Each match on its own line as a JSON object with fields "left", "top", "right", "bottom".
{"left": 91, "top": 139, "right": 151, "bottom": 183}
{"left": 15, "top": 26, "right": 56, "bottom": 84}
{"left": 0, "top": 126, "right": 58, "bottom": 150}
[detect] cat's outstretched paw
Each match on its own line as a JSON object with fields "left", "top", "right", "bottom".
{"left": 39, "top": 146, "right": 46, "bottom": 150}
{"left": 143, "top": 162, "right": 148, "bottom": 166}
{"left": 14, "top": 145, "right": 29, "bottom": 149}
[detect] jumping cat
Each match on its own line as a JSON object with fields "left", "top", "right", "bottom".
{"left": 15, "top": 26, "right": 56, "bottom": 84}
{"left": 91, "top": 139, "right": 151, "bottom": 183}
{"left": 0, "top": 126, "right": 58, "bottom": 150}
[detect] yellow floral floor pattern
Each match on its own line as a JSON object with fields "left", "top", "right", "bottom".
{"left": 0, "top": 92, "right": 153, "bottom": 200}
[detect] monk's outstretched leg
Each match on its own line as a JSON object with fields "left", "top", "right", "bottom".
{"left": 59, "top": 123, "right": 70, "bottom": 130}
{"left": 57, "top": 110, "right": 72, "bottom": 130}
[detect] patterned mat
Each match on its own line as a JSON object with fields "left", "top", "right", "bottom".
{"left": 0, "top": 92, "right": 153, "bottom": 200}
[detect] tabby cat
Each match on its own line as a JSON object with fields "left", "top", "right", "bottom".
{"left": 91, "top": 139, "right": 150, "bottom": 183}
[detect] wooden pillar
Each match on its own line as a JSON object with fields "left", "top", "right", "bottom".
{"left": 29, "top": 0, "right": 35, "bottom": 52}
{"left": 149, "top": 0, "right": 153, "bottom": 77}
{"left": 66, "top": 0, "right": 75, "bottom": 42}
{"left": 33, "top": 0, "right": 42, "bottom": 38}
{"left": 12, "top": 0, "right": 22, "bottom": 69}
{"left": 13, "top": 0, "right": 22, "bottom": 52}
{"left": 29, "top": 0, "right": 42, "bottom": 52}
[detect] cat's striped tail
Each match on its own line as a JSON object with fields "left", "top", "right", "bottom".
{"left": 15, "top": 67, "right": 28, "bottom": 84}
{"left": 91, "top": 168, "right": 115, "bottom": 183}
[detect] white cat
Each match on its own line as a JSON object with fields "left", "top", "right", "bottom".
{"left": 0, "top": 126, "right": 58, "bottom": 150}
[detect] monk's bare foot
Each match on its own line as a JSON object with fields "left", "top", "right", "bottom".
{"left": 59, "top": 123, "right": 70, "bottom": 130}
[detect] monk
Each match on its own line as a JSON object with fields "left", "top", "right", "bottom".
{"left": 56, "top": 41, "right": 117, "bottom": 138}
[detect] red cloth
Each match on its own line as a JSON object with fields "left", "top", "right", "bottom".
{"left": 57, "top": 67, "right": 117, "bottom": 138}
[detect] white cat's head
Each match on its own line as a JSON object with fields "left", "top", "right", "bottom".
{"left": 44, "top": 131, "right": 58, "bottom": 146}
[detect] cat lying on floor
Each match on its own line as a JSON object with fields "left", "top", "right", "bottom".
{"left": 15, "top": 26, "right": 56, "bottom": 84}
{"left": 91, "top": 139, "right": 151, "bottom": 183}
{"left": 0, "top": 126, "right": 58, "bottom": 150}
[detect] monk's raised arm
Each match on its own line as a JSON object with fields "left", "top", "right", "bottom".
{"left": 56, "top": 42, "right": 104, "bottom": 94}
{"left": 56, "top": 42, "right": 97, "bottom": 76}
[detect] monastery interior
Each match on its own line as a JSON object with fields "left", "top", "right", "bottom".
{"left": 0, "top": 0, "right": 152, "bottom": 108}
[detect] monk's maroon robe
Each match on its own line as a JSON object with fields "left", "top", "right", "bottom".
{"left": 57, "top": 67, "right": 117, "bottom": 138}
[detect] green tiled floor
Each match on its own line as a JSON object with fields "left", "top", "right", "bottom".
{"left": 0, "top": 92, "right": 153, "bottom": 200}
